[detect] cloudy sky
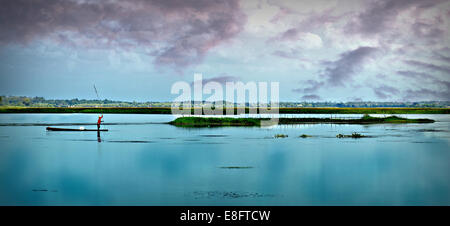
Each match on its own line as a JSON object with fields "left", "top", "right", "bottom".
{"left": 0, "top": 0, "right": 449, "bottom": 102}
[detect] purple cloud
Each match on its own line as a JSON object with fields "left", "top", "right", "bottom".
{"left": 433, "top": 52, "right": 450, "bottom": 64}
{"left": 269, "top": 7, "right": 344, "bottom": 44}
{"left": 291, "top": 46, "right": 378, "bottom": 97}
{"left": 404, "top": 60, "right": 450, "bottom": 74}
{"left": 403, "top": 88, "right": 450, "bottom": 101}
{"left": 349, "top": 97, "right": 363, "bottom": 102}
{"left": 0, "top": 0, "right": 246, "bottom": 69}
{"left": 278, "top": 28, "right": 300, "bottom": 41}
{"left": 412, "top": 21, "right": 445, "bottom": 42}
{"left": 372, "top": 85, "right": 400, "bottom": 99}
{"left": 301, "top": 94, "right": 321, "bottom": 101}
{"left": 269, "top": 6, "right": 296, "bottom": 23}
{"left": 397, "top": 70, "right": 434, "bottom": 79}
{"left": 396, "top": 70, "right": 450, "bottom": 100}
{"left": 191, "top": 75, "right": 238, "bottom": 86}
{"left": 347, "top": 0, "right": 447, "bottom": 36}
{"left": 292, "top": 80, "right": 324, "bottom": 93}
{"left": 269, "top": 4, "right": 344, "bottom": 32}
{"left": 321, "top": 46, "right": 378, "bottom": 87}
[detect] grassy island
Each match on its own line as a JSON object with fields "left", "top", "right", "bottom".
{"left": 336, "top": 133, "right": 367, "bottom": 138}
{"left": 278, "top": 114, "right": 435, "bottom": 124}
{"left": 169, "top": 115, "right": 434, "bottom": 127}
{"left": 299, "top": 134, "right": 313, "bottom": 138}
{"left": 168, "top": 117, "right": 261, "bottom": 127}
{"left": 274, "top": 134, "right": 288, "bottom": 138}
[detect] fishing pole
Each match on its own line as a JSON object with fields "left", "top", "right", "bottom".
{"left": 93, "top": 84, "right": 100, "bottom": 100}
{"left": 93, "top": 84, "right": 103, "bottom": 109}
{"left": 93, "top": 84, "right": 104, "bottom": 131}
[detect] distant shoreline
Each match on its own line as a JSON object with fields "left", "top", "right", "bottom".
{"left": 0, "top": 107, "right": 449, "bottom": 114}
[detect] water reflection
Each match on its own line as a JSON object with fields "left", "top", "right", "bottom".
{"left": 97, "top": 131, "right": 101, "bottom": 143}
{"left": 0, "top": 114, "right": 449, "bottom": 205}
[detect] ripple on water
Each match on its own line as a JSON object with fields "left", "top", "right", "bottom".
{"left": 190, "top": 191, "right": 275, "bottom": 199}
{"left": 107, "top": 140, "right": 154, "bottom": 143}
{"left": 198, "top": 134, "right": 229, "bottom": 137}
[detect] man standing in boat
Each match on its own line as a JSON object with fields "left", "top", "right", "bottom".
{"left": 97, "top": 115, "right": 103, "bottom": 130}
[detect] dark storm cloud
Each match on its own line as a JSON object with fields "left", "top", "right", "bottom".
{"left": 372, "top": 84, "right": 400, "bottom": 99}
{"left": 321, "top": 46, "right": 378, "bottom": 87}
{"left": 347, "top": 0, "right": 447, "bottom": 36}
{"left": 404, "top": 60, "right": 450, "bottom": 74}
{"left": 301, "top": 94, "right": 321, "bottom": 101}
{"left": 0, "top": 0, "right": 246, "bottom": 68}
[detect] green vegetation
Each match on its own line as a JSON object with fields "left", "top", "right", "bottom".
{"left": 299, "top": 134, "right": 312, "bottom": 138}
{"left": 274, "top": 134, "right": 288, "bottom": 138}
{"left": 0, "top": 96, "right": 167, "bottom": 107}
{"left": 2, "top": 96, "right": 449, "bottom": 108}
{"left": 1, "top": 96, "right": 448, "bottom": 114}
{"left": 277, "top": 114, "right": 435, "bottom": 124}
{"left": 281, "top": 101, "right": 450, "bottom": 108}
{"left": 336, "top": 132, "right": 367, "bottom": 138}
{"left": 0, "top": 107, "right": 173, "bottom": 114}
{"left": 169, "top": 115, "right": 434, "bottom": 127}
{"left": 358, "top": 114, "right": 434, "bottom": 123}
{"left": 277, "top": 107, "right": 449, "bottom": 114}
{"left": 168, "top": 117, "right": 261, "bottom": 127}
{"left": 1, "top": 107, "right": 449, "bottom": 114}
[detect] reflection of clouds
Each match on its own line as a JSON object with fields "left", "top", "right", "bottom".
{"left": 0, "top": 149, "right": 32, "bottom": 204}
{"left": 253, "top": 137, "right": 450, "bottom": 205}
{"left": 0, "top": 114, "right": 449, "bottom": 205}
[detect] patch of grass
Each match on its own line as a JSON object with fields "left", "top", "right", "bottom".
{"left": 336, "top": 132, "right": 367, "bottom": 138}
{"left": 351, "top": 132, "right": 365, "bottom": 138}
{"left": 357, "top": 114, "right": 435, "bottom": 123}
{"left": 274, "top": 134, "right": 288, "bottom": 138}
{"left": 299, "top": 134, "right": 312, "bottom": 138}
{"left": 169, "top": 117, "right": 261, "bottom": 127}
{"left": 277, "top": 115, "right": 434, "bottom": 124}
{"left": 0, "top": 107, "right": 172, "bottom": 114}
{"left": 169, "top": 115, "right": 434, "bottom": 127}
{"left": 278, "top": 107, "right": 450, "bottom": 114}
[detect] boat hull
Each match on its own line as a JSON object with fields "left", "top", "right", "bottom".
{"left": 46, "top": 127, "right": 108, "bottom": 131}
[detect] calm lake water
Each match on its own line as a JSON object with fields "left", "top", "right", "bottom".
{"left": 0, "top": 114, "right": 449, "bottom": 205}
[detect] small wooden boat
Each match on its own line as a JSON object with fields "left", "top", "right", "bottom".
{"left": 46, "top": 127, "right": 108, "bottom": 131}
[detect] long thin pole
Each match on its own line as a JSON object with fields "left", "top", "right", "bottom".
{"left": 93, "top": 84, "right": 100, "bottom": 100}
{"left": 93, "top": 84, "right": 103, "bottom": 131}
{"left": 94, "top": 84, "right": 103, "bottom": 113}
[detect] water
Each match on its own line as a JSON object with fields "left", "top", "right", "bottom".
{"left": 0, "top": 114, "right": 449, "bottom": 206}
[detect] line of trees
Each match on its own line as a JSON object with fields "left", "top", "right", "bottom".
{"left": 1, "top": 96, "right": 449, "bottom": 108}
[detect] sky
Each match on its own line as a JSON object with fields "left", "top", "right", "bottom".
{"left": 0, "top": 0, "right": 449, "bottom": 102}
